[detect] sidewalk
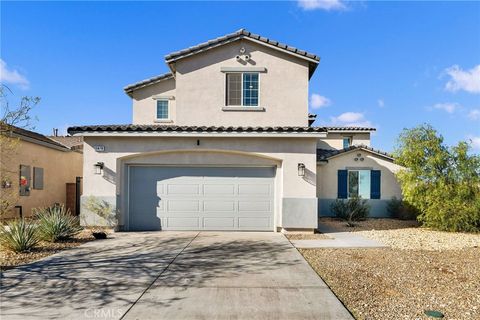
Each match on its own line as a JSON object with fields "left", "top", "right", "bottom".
{"left": 290, "top": 222, "right": 388, "bottom": 249}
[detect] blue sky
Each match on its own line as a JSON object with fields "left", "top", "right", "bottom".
{"left": 1, "top": 1, "right": 479, "bottom": 152}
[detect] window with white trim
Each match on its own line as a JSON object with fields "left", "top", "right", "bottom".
{"left": 348, "top": 170, "right": 370, "bottom": 199}
{"left": 343, "top": 137, "right": 352, "bottom": 149}
{"left": 156, "top": 100, "right": 169, "bottom": 119}
{"left": 226, "top": 73, "right": 259, "bottom": 106}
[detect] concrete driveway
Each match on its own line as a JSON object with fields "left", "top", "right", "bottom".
{"left": 0, "top": 232, "right": 352, "bottom": 320}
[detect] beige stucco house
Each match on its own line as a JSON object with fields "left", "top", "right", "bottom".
{"left": 0, "top": 126, "right": 83, "bottom": 219}
{"left": 68, "top": 29, "right": 402, "bottom": 232}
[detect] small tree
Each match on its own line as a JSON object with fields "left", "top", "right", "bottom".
{"left": 0, "top": 85, "right": 40, "bottom": 216}
{"left": 394, "top": 124, "right": 480, "bottom": 232}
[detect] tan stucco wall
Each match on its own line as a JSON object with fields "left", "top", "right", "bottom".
{"left": 316, "top": 150, "right": 402, "bottom": 200}
{"left": 82, "top": 136, "right": 318, "bottom": 229}
{"left": 1, "top": 139, "right": 83, "bottom": 218}
{"left": 130, "top": 39, "right": 310, "bottom": 127}
{"left": 131, "top": 78, "right": 176, "bottom": 124}
{"left": 317, "top": 133, "right": 371, "bottom": 150}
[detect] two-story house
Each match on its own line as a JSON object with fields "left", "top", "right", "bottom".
{"left": 68, "top": 29, "right": 402, "bottom": 232}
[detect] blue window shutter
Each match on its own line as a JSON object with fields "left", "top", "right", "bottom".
{"left": 370, "top": 170, "right": 381, "bottom": 199}
{"left": 337, "top": 170, "right": 348, "bottom": 199}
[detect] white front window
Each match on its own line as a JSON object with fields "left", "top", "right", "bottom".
{"left": 348, "top": 170, "right": 370, "bottom": 199}
{"left": 226, "top": 72, "right": 259, "bottom": 106}
{"left": 156, "top": 100, "right": 169, "bottom": 120}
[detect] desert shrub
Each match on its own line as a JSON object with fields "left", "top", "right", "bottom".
{"left": 35, "top": 204, "right": 82, "bottom": 242}
{"left": 0, "top": 219, "right": 39, "bottom": 252}
{"left": 331, "top": 197, "right": 370, "bottom": 226}
{"left": 394, "top": 124, "right": 480, "bottom": 232}
{"left": 83, "top": 196, "right": 117, "bottom": 227}
{"left": 387, "top": 197, "right": 419, "bottom": 220}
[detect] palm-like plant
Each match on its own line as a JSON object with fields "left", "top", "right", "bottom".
{"left": 0, "top": 219, "right": 39, "bottom": 252}
{"left": 35, "top": 204, "right": 82, "bottom": 242}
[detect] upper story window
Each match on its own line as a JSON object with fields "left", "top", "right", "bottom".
{"left": 226, "top": 73, "right": 259, "bottom": 107}
{"left": 156, "top": 100, "right": 169, "bottom": 120}
{"left": 343, "top": 137, "right": 352, "bottom": 149}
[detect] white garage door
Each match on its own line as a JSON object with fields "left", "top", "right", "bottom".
{"left": 128, "top": 166, "right": 275, "bottom": 231}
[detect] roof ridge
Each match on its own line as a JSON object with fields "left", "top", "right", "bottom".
{"left": 317, "top": 145, "right": 393, "bottom": 161}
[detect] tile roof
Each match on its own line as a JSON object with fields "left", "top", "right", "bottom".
{"left": 165, "top": 28, "right": 320, "bottom": 63}
{"left": 67, "top": 124, "right": 327, "bottom": 135}
{"left": 1, "top": 124, "right": 71, "bottom": 150}
{"left": 48, "top": 136, "right": 84, "bottom": 150}
{"left": 123, "top": 72, "right": 174, "bottom": 94}
{"left": 317, "top": 145, "right": 394, "bottom": 162}
{"left": 123, "top": 29, "right": 320, "bottom": 95}
{"left": 324, "top": 127, "right": 376, "bottom": 132}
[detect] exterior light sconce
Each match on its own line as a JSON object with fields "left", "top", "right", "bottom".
{"left": 94, "top": 162, "right": 104, "bottom": 175}
{"left": 298, "top": 163, "right": 306, "bottom": 177}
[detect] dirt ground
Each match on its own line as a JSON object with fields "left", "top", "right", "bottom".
{"left": 0, "top": 230, "right": 95, "bottom": 270}
{"left": 301, "top": 218, "right": 480, "bottom": 319}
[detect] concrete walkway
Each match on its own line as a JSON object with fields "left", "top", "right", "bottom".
{"left": 1, "top": 232, "right": 352, "bottom": 320}
{"left": 290, "top": 222, "right": 388, "bottom": 249}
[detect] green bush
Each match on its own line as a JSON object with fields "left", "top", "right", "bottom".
{"left": 331, "top": 197, "right": 370, "bottom": 226}
{"left": 35, "top": 204, "right": 82, "bottom": 242}
{"left": 386, "top": 197, "right": 419, "bottom": 220}
{"left": 394, "top": 124, "right": 480, "bottom": 232}
{"left": 0, "top": 219, "right": 39, "bottom": 252}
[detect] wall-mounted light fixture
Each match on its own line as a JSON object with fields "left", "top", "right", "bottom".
{"left": 94, "top": 162, "right": 104, "bottom": 175}
{"left": 298, "top": 163, "right": 306, "bottom": 177}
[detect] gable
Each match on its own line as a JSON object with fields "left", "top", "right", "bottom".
{"left": 165, "top": 29, "right": 319, "bottom": 78}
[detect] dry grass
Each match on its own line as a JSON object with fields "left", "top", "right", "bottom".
{"left": 301, "top": 247, "right": 480, "bottom": 320}
{"left": 0, "top": 230, "right": 94, "bottom": 270}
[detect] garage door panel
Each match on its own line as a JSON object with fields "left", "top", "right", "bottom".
{"left": 156, "top": 183, "right": 165, "bottom": 195}
{"left": 167, "top": 200, "right": 200, "bottom": 212}
{"left": 167, "top": 217, "right": 200, "bottom": 228}
{"left": 238, "top": 217, "right": 271, "bottom": 229}
{"left": 238, "top": 184, "right": 271, "bottom": 196}
{"left": 203, "top": 184, "right": 236, "bottom": 196}
{"left": 129, "top": 166, "right": 274, "bottom": 231}
{"left": 167, "top": 184, "right": 200, "bottom": 195}
{"left": 203, "top": 217, "right": 235, "bottom": 228}
{"left": 238, "top": 200, "right": 271, "bottom": 212}
{"left": 203, "top": 200, "right": 235, "bottom": 212}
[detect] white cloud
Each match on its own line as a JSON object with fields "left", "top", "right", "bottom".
{"left": 444, "top": 64, "right": 480, "bottom": 94}
{"left": 431, "top": 102, "right": 459, "bottom": 114}
{"left": 0, "top": 59, "right": 29, "bottom": 90}
{"left": 468, "top": 136, "right": 480, "bottom": 150}
{"left": 297, "top": 0, "right": 347, "bottom": 11}
{"left": 330, "top": 112, "right": 373, "bottom": 127}
{"left": 468, "top": 109, "right": 480, "bottom": 121}
{"left": 310, "top": 93, "right": 331, "bottom": 109}
{"left": 377, "top": 99, "right": 385, "bottom": 108}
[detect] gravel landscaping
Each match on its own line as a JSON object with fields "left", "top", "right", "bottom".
{"left": 0, "top": 230, "right": 94, "bottom": 270}
{"left": 300, "top": 218, "right": 480, "bottom": 319}
{"left": 284, "top": 233, "right": 331, "bottom": 240}
{"left": 358, "top": 228, "right": 480, "bottom": 250}
{"left": 301, "top": 247, "right": 480, "bottom": 320}
{"left": 319, "top": 217, "right": 420, "bottom": 232}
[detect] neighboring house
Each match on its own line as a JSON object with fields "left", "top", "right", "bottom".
{"left": 0, "top": 126, "right": 83, "bottom": 218}
{"left": 68, "top": 29, "right": 402, "bottom": 232}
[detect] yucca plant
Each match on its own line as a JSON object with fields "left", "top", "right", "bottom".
{"left": 35, "top": 204, "right": 82, "bottom": 242}
{"left": 0, "top": 219, "right": 39, "bottom": 252}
